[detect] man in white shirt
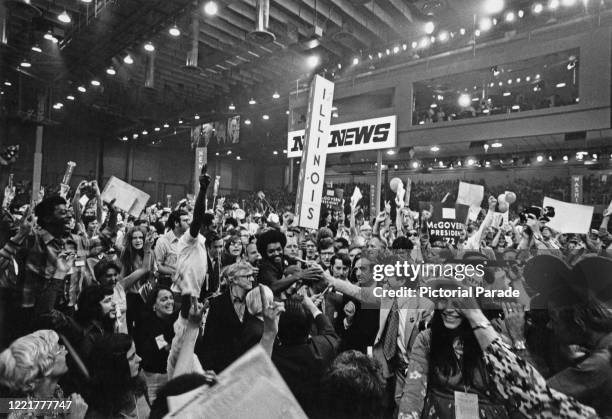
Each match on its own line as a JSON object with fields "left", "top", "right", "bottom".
{"left": 173, "top": 168, "right": 210, "bottom": 297}
{"left": 155, "top": 210, "right": 190, "bottom": 285}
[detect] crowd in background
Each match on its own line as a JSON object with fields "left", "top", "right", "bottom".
{"left": 0, "top": 154, "right": 611, "bottom": 419}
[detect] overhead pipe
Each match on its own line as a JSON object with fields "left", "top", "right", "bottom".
{"left": 184, "top": 0, "right": 199, "bottom": 70}
{"left": 248, "top": 0, "right": 275, "bottom": 43}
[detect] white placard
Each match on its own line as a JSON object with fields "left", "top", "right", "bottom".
{"left": 294, "top": 75, "right": 335, "bottom": 230}
{"left": 100, "top": 176, "right": 150, "bottom": 217}
{"left": 543, "top": 197, "right": 594, "bottom": 234}
{"left": 287, "top": 115, "right": 396, "bottom": 158}
{"left": 457, "top": 182, "right": 484, "bottom": 222}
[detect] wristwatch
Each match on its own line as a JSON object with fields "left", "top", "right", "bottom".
{"left": 513, "top": 340, "right": 526, "bottom": 351}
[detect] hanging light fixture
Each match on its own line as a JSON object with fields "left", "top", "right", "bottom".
{"left": 106, "top": 66, "right": 116, "bottom": 76}
{"left": 31, "top": 44, "right": 42, "bottom": 53}
{"left": 272, "top": 91, "right": 280, "bottom": 99}
{"left": 43, "top": 31, "right": 58, "bottom": 43}
{"left": 249, "top": 97, "right": 256, "bottom": 105}
{"left": 204, "top": 1, "right": 218, "bottom": 16}
{"left": 66, "top": 95, "right": 75, "bottom": 101}
{"left": 169, "top": 24, "right": 181, "bottom": 37}
{"left": 144, "top": 42, "right": 155, "bottom": 52}
{"left": 77, "top": 86, "right": 86, "bottom": 93}
{"left": 58, "top": 10, "right": 71, "bottom": 23}
{"left": 228, "top": 103, "right": 236, "bottom": 111}
{"left": 20, "top": 58, "right": 31, "bottom": 68}
{"left": 123, "top": 54, "right": 134, "bottom": 64}
{"left": 90, "top": 79, "right": 101, "bottom": 86}
{"left": 244, "top": 118, "right": 251, "bottom": 125}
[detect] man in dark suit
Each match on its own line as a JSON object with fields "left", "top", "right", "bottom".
{"left": 197, "top": 261, "right": 254, "bottom": 373}
{"left": 272, "top": 295, "right": 340, "bottom": 417}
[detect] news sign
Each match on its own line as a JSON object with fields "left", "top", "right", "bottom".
{"left": 294, "top": 75, "right": 335, "bottom": 230}
{"left": 287, "top": 115, "right": 396, "bottom": 158}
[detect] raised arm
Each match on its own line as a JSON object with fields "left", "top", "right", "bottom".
{"left": 190, "top": 166, "right": 211, "bottom": 238}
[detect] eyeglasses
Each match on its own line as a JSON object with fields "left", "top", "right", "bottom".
{"left": 408, "top": 232, "right": 418, "bottom": 237}
{"left": 54, "top": 344, "right": 67, "bottom": 357}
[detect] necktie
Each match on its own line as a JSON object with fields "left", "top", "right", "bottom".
{"left": 383, "top": 298, "right": 399, "bottom": 361}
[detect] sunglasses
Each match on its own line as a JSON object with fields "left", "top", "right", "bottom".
{"left": 408, "top": 232, "right": 418, "bottom": 237}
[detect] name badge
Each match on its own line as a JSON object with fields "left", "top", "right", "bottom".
{"left": 155, "top": 334, "right": 168, "bottom": 350}
{"left": 454, "top": 391, "right": 478, "bottom": 419}
{"left": 74, "top": 260, "right": 85, "bottom": 267}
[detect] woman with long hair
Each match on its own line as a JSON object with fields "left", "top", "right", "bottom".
{"left": 220, "top": 234, "right": 244, "bottom": 267}
{"left": 133, "top": 286, "right": 177, "bottom": 403}
{"left": 120, "top": 228, "right": 155, "bottom": 333}
{"left": 84, "top": 333, "right": 148, "bottom": 418}
{"left": 398, "top": 284, "right": 512, "bottom": 419}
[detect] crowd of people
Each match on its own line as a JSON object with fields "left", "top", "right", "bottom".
{"left": 0, "top": 160, "right": 610, "bottom": 419}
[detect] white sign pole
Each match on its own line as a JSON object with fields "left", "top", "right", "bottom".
{"left": 295, "top": 75, "right": 334, "bottom": 230}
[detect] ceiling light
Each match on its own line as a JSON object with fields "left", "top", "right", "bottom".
{"left": 169, "top": 24, "right": 181, "bottom": 37}
{"left": 142, "top": 130, "right": 148, "bottom": 135}
{"left": 475, "top": 29, "right": 481, "bottom": 37}
{"left": 393, "top": 46, "right": 399, "bottom": 54}
{"left": 549, "top": 0, "right": 560, "bottom": 9}
{"left": 273, "top": 151, "right": 278, "bottom": 155}
{"left": 534, "top": 3, "right": 544, "bottom": 13}
{"left": 215, "top": 152, "right": 219, "bottom": 156}
{"left": 178, "top": 119, "right": 183, "bottom": 124}
{"left": 484, "top": 0, "right": 505, "bottom": 15}
{"left": 106, "top": 66, "right": 116, "bottom": 76}
{"left": 90, "top": 79, "right": 100, "bottom": 86}
{"left": 419, "top": 37, "right": 430, "bottom": 48}
{"left": 505, "top": 11, "right": 516, "bottom": 22}
{"left": 430, "top": 103, "right": 437, "bottom": 108}
{"left": 194, "top": 114, "right": 200, "bottom": 120}
{"left": 518, "top": 10, "right": 525, "bottom": 17}
{"left": 458, "top": 93, "right": 471, "bottom": 107}
{"left": 285, "top": 110, "right": 290, "bottom": 115}
{"left": 52, "top": 103, "right": 63, "bottom": 110}
{"left": 561, "top": 0, "right": 576, "bottom": 6}
{"left": 43, "top": 31, "right": 58, "bottom": 43}
{"left": 132, "top": 134, "right": 139, "bottom": 139}
{"left": 81, "top": 0, "right": 92, "bottom": 3}
{"left": 154, "top": 127, "right": 160, "bottom": 131}
{"left": 424, "top": 21, "right": 435, "bottom": 34}
{"left": 244, "top": 119, "right": 251, "bottom": 125}
{"left": 412, "top": 161, "right": 419, "bottom": 169}
{"left": 512, "top": 105, "right": 520, "bottom": 110}
{"left": 402, "top": 44, "right": 407, "bottom": 50}
{"left": 121, "top": 136, "right": 128, "bottom": 141}
{"left": 227, "top": 150, "right": 232, "bottom": 155}
{"left": 163, "top": 123, "right": 169, "bottom": 128}
{"left": 556, "top": 82, "right": 566, "bottom": 88}
{"left": 204, "top": 1, "right": 218, "bottom": 15}
{"left": 430, "top": 146, "right": 440, "bottom": 152}
{"left": 411, "top": 41, "right": 418, "bottom": 48}
{"left": 249, "top": 97, "right": 256, "bottom": 105}
{"left": 20, "top": 59, "right": 31, "bottom": 68}
{"left": 503, "top": 91, "right": 511, "bottom": 96}
{"left": 66, "top": 95, "right": 75, "bottom": 101}
{"left": 438, "top": 31, "right": 449, "bottom": 42}
{"left": 77, "top": 86, "right": 86, "bottom": 93}
{"left": 3, "top": 81, "right": 11, "bottom": 86}
{"left": 385, "top": 48, "right": 390, "bottom": 55}
{"left": 438, "top": 161, "right": 445, "bottom": 168}
{"left": 459, "top": 28, "right": 466, "bottom": 35}
{"left": 272, "top": 91, "right": 280, "bottom": 99}
{"left": 58, "top": 11, "right": 71, "bottom": 24}
{"left": 386, "top": 149, "right": 396, "bottom": 155}
{"left": 536, "top": 155, "right": 544, "bottom": 162}
{"left": 123, "top": 54, "right": 134, "bottom": 64}
{"left": 228, "top": 103, "right": 236, "bottom": 111}
{"left": 283, "top": 150, "right": 287, "bottom": 154}
{"left": 144, "top": 42, "right": 155, "bottom": 52}
{"left": 491, "top": 142, "right": 502, "bottom": 148}
{"left": 31, "top": 44, "right": 42, "bottom": 53}
{"left": 352, "top": 57, "right": 359, "bottom": 65}
{"left": 479, "top": 17, "right": 493, "bottom": 31}
{"left": 262, "top": 114, "right": 269, "bottom": 120}
{"left": 467, "top": 158, "right": 475, "bottom": 166}
{"left": 306, "top": 55, "right": 319, "bottom": 68}
{"left": 236, "top": 156, "right": 241, "bottom": 160}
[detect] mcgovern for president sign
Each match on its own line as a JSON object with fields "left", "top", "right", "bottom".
{"left": 287, "top": 115, "right": 396, "bottom": 158}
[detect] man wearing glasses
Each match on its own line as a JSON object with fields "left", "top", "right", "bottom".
{"left": 198, "top": 261, "right": 255, "bottom": 373}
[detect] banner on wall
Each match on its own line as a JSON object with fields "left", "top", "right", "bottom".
{"left": 294, "top": 75, "right": 335, "bottom": 230}
{"left": 570, "top": 175, "right": 583, "bottom": 204}
{"left": 228, "top": 116, "right": 240, "bottom": 144}
{"left": 287, "top": 115, "right": 396, "bottom": 158}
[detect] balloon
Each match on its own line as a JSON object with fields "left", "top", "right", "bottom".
{"left": 390, "top": 177, "right": 403, "bottom": 193}
{"left": 498, "top": 202, "right": 509, "bottom": 213}
{"left": 505, "top": 191, "right": 517, "bottom": 204}
{"left": 497, "top": 193, "right": 506, "bottom": 203}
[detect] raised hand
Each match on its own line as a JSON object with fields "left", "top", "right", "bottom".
{"left": 502, "top": 302, "right": 526, "bottom": 344}
{"left": 199, "top": 164, "right": 211, "bottom": 190}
